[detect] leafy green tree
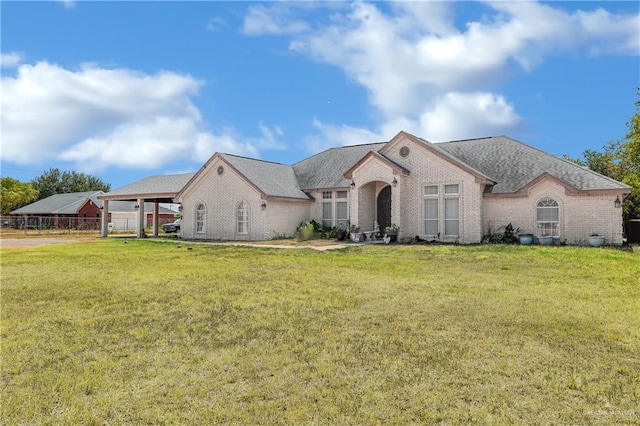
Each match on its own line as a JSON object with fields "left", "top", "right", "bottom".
{"left": 31, "top": 168, "right": 111, "bottom": 200}
{"left": 0, "top": 177, "right": 38, "bottom": 215}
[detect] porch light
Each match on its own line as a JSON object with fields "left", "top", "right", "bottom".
{"left": 99, "top": 206, "right": 104, "bottom": 210}
{"left": 134, "top": 204, "right": 140, "bottom": 210}
{"left": 178, "top": 205, "right": 183, "bottom": 212}
{"left": 392, "top": 177, "right": 398, "bottom": 187}
{"left": 261, "top": 201, "right": 267, "bottom": 210}
{"left": 614, "top": 196, "right": 621, "bottom": 208}
{"left": 350, "top": 180, "right": 356, "bottom": 189}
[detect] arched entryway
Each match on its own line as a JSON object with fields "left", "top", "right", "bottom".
{"left": 376, "top": 185, "right": 392, "bottom": 231}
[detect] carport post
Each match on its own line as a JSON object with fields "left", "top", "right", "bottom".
{"left": 152, "top": 202, "right": 159, "bottom": 237}
{"left": 101, "top": 199, "right": 109, "bottom": 237}
{"left": 137, "top": 198, "right": 145, "bottom": 238}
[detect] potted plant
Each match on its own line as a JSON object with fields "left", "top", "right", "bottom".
{"left": 518, "top": 233, "right": 534, "bottom": 245}
{"left": 538, "top": 234, "right": 554, "bottom": 246}
{"left": 336, "top": 222, "right": 347, "bottom": 241}
{"left": 384, "top": 223, "right": 399, "bottom": 242}
{"left": 588, "top": 233, "right": 605, "bottom": 247}
{"left": 348, "top": 223, "right": 361, "bottom": 242}
{"left": 502, "top": 223, "right": 521, "bottom": 244}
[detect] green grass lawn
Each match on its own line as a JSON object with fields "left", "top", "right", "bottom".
{"left": 2, "top": 240, "right": 639, "bottom": 424}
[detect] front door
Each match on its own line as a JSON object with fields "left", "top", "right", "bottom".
{"left": 376, "top": 185, "right": 392, "bottom": 231}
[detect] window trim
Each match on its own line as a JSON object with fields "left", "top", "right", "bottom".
{"left": 321, "top": 190, "right": 349, "bottom": 228}
{"left": 423, "top": 183, "right": 461, "bottom": 238}
{"left": 237, "top": 201, "right": 249, "bottom": 235}
{"left": 195, "top": 202, "right": 206, "bottom": 234}
{"left": 536, "top": 197, "right": 559, "bottom": 237}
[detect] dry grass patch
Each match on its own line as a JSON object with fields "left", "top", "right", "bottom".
{"left": 2, "top": 240, "right": 639, "bottom": 424}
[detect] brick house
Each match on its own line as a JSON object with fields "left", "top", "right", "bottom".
{"left": 172, "top": 131, "right": 629, "bottom": 245}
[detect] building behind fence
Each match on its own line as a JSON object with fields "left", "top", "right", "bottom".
{"left": 1, "top": 215, "right": 174, "bottom": 233}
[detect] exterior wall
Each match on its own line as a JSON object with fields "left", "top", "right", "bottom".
{"left": 180, "top": 158, "right": 265, "bottom": 240}
{"left": 356, "top": 136, "right": 485, "bottom": 243}
{"left": 180, "top": 157, "right": 312, "bottom": 241}
{"left": 78, "top": 201, "right": 102, "bottom": 229}
{"left": 264, "top": 199, "right": 311, "bottom": 238}
{"left": 483, "top": 179, "right": 625, "bottom": 245}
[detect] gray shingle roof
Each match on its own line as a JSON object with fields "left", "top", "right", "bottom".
{"left": 293, "top": 143, "right": 386, "bottom": 190}
{"left": 11, "top": 191, "right": 104, "bottom": 214}
{"left": 437, "top": 136, "right": 630, "bottom": 193}
{"left": 100, "top": 173, "right": 196, "bottom": 200}
{"left": 222, "top": 154, "right": 311, "bottom": 200}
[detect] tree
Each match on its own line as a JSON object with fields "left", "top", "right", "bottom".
{"left": 0, "top": 177, "right": 38, "bottom": 215}
{"left": 31, "top": 168, "right": 111, "bottom": 200}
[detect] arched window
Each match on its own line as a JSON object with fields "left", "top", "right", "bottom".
{"left": 537, "top": 197, "right": 559, "bottom": 237}
{"left": 237, "top": 202, "right": 249, "bottom": 235}
{"left": 195, "top": 203, "right": 206, "bottom": 233}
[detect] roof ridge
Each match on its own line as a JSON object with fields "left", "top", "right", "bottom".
{"left": 437, "top": 135, "right": 498, "bottom": 144}
{"left": 222, "top": 153, "right": 291, "bottom": 167}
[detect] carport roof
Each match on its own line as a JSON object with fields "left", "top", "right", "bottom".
{"left": 98, "top": 172, "right": 195, "bottom": 202}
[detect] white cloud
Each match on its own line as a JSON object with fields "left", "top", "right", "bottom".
{"left": 417, "top": 92, "right": 521, "bottom": 142}
{"left": 1, "top": 52, "right": 23, "bottom": 68}
{"left": 264, "top": 1, "right": 638, "bottom": 146}
{"left": 242, "top": 4, "right": 310, "bottom": 36}
{"left": 1, "top": 61, "right": 263, "bottom": 170}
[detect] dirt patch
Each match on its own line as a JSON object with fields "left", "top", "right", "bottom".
{"left": 0, "top": 238, "right": 96, "bottom": 249}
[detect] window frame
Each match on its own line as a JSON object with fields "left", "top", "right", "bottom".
{"left": 536, "top": 197, "right": 559, "bottom": 237}
{"left": 423, "top": 183, "right": 460, "bottom": 238}
{"left": 237, "top": 201, "right": 249, "bottom": 235}
{"left": 321, "top": 190, "right": 348, "bottom": 228}
{"left": 195, "top": 202, "right": 206, "bottom": 234}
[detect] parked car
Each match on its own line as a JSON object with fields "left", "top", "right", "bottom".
{"left": 162, "top": 218, "right": 182, "bottom": 233}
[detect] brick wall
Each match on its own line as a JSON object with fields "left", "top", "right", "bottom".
{"left": 484, "top": 179, "right": 625, "bottom": 245}
{"left": 180, "top": 158, "right": 312, "bottom": 241}
{"left": 352, "top": 137, "right": 485, "bottom": 243}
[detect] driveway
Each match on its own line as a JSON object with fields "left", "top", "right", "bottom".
{"left": 0, "top": 238, "right": 94, "bottom": 249}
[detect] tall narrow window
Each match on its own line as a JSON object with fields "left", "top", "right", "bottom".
{"left": 444, "top": 198, "right": 459, "bottom": 236}
{"left": 237, "top": 202, "right": 249, "bottom": 235}
{"left": 322, "top": 191, "right": 333, "bottom": 228}
{"left": 196, "top": 203, "right": 206, "bottom": 233}
{"left": 424, "top": 185, "right": 439, "bottom": 236}
{"left": 336, "top": 191, "right": 348, "bottom": 229}
{"left": 444, "top": 184, "right": 459, "bottom": 237}
{"left": 537, "top": 198, "right": 559, "bottom": 237}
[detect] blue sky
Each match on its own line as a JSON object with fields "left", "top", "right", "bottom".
{"left": 2, "top": 1, "right": 638, "bottom": 189}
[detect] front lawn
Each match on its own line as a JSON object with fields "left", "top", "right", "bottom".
{"left": 1, "top": 240, "right": 638, "bottom": 424}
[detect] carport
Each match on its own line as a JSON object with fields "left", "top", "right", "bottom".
{"left": 97, "top": 173, "right": 194, "bottom": 238}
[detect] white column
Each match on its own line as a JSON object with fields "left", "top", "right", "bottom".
{"left": 152, "top": 202, "right": 159, "bottom": 237}
{"left": 137, "top": 198, "right": 145, "bottom": 238}
{"left": 101, "top": 199, "right": 109, "bottom": 237}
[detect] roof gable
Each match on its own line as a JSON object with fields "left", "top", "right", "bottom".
{"left": 177, "top": 153, "right": 311, "bottom": 201}
{"left": 343, "top": 151, "right": 410, "bottom": 180}
{"left": 380, "top": 131, "right": 496, "bottom": 185}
